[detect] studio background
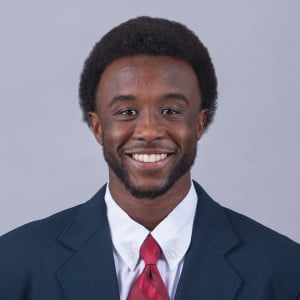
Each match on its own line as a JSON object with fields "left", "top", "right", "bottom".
{"left": 0, "top": 0, "right": 299, "bottom": 242}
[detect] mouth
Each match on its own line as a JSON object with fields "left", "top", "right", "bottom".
{"left": 131, "top": 153, "right": 168, "bottom": 163}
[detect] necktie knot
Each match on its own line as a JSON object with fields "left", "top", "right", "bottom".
{"left": 140, "top": 235, "right": 161, "bottom": 265}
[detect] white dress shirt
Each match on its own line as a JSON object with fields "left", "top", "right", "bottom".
{"left": 104, "top": 183, "right": 198, "bottom": 300}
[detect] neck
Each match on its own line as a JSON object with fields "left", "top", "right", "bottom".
{"left": 108, "top": 172, "right": 192, "bottom": 231}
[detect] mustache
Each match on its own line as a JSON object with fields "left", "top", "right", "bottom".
{"left": 121, "top": 140, "right": 175, "bottom": 153}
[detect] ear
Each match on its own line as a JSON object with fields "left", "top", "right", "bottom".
{"left": 196, "top": 109, "right": 208, "bottom": 140}
{"left": 88, "top": 112, "right": 103, "bottom": 145}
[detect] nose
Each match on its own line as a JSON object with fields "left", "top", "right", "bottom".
{"left": 133, "top": 110, "right": 165, "bottom": 141}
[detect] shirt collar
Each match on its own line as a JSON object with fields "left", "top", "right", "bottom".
{"left": 104, "top": 183, "right": 198, "bottom": 271}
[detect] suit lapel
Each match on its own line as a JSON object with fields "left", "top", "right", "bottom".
{"left": 175, "top": 182, "right": 242, "bottom": 300}
{"left": 56, "top": 185, "right": 120, "bottom": 300}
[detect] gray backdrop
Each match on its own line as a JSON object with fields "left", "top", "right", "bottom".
{"left": 0, "top": 0, "right": 299, "bottom": 242}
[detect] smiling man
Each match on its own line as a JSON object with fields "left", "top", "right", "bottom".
{"left": 1, "top": 16, "right": 300, "bottom": 300}
{"left": 89, "top": 55, "right": 207, "bottom": 232}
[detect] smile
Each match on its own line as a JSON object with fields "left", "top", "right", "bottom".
{"left": 132, "top": 153, "right": 168, "bottom": 163}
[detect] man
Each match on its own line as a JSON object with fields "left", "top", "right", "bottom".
{"left": 0, "top": 16, "right": 299, "bottom": 300}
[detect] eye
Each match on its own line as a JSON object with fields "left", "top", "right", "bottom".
{"left": 119, "top": 109, "right": 137, "bottom": 116}
{"left": 161, "top": 108, "right": 179, "bottom": 115}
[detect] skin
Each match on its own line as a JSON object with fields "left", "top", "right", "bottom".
{"left": 89, "top": 55, "right": 207, "bottom": 230}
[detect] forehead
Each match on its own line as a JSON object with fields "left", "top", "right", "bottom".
{"left": 96, "top": 55, "right": 200, "bottom": 99}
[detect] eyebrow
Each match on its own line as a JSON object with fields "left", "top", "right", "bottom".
{"left": 162, "top": 93, "right": 189, "bottom": 104}
{"left": 109, "top": 95, "right": 136, "bottom": 107}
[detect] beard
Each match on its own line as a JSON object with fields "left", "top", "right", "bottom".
{"left": 102, "top": 142, "right": 197, "bottom": 199}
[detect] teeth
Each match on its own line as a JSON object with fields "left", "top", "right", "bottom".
{"left": 132, "top": 153, "right": 168, "bottom": 163}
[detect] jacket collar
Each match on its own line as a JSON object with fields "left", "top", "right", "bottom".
{"left": 56, "top": 185, "right": 120, "bottom": 300}
{"left": 174, "top": 181, "right": 242, "bottom": 299}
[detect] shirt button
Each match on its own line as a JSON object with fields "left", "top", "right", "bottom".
{"left": 170, "top": 251, "right": 177, "bottom": 258}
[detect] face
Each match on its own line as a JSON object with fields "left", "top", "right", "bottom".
{"left": 89, "top": 55, "right": 207, "bottom": 199}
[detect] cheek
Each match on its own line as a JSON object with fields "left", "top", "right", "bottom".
{"left": 101, "top": 121, "right": 133, "bottom": 147}
{"left": 168, "top": 122, "right": 198, "bottom": 146}
{"left": 178, "top": 114, "right": 200, "bottom": 139}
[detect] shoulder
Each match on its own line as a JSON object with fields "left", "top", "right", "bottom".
{"left": 193, "top": 181, "right": 300, "bottom": 295}
{"left": 0, "top": 203, "right": 82, "bottom": 298}
{"left": 224, "top": 206, "right": 300, "bottom": 256}
{"left": 0, "top": 186, "right": 107, "bottom": 298}
{"left": 0, "top": 185, "right": 108, "bottom": 300}
{"left": 0, "top": 186, "right": 106, "bottom": 263}
{"left": 0, "top": 185, "right": 107, "bottom": 251}
{"left": 193, "top": 180, "right": 300, "bottom": 253}
{"left": 0, "top": 203, "right": 82, "bottom": 267}
{"left": 0, "top": 203, "right": 79, "bottom": 245}
{"left": 224, "top": 207, "right": 300, "bottom": 295}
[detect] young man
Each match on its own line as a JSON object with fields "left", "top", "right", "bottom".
{"left": 0, "top": 16, "right": 300, "bottom": 300}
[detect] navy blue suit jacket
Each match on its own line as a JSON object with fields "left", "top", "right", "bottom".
{"left": 1, "top": 182, "right": 300, "bottom": 299}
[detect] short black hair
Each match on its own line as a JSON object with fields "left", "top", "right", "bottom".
{"left": 79, "top": 16, "right": 218, "bottom": 131}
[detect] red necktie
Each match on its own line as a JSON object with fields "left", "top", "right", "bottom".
{"left": 127, "top": 235, "right": 170, "bottom": 300}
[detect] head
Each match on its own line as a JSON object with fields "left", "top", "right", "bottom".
{"left": 79, "top": 16, "right": 217, "bottom": 131}
{"left": 79, "top": 17, "right": 218, "bottom": 200}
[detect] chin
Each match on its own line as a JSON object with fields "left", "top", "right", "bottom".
{"left": 128, "top": 188, "right": 169, "bottom": 200}
{"left": 124, "top": 179, "right": 175, "bottom": 200}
